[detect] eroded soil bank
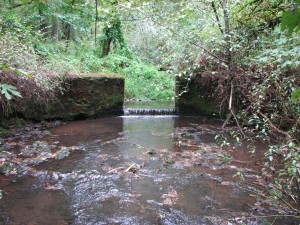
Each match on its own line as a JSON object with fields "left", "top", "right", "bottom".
{"left": 0, "top": 115, "right": 298, "bottom": 224}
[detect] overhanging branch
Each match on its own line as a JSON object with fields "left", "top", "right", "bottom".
{"left": 9, "top": 0, "right": 35, "bottom": 9}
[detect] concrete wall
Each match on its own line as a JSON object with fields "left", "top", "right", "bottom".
{"left": 176, "top": 74, "right": 227, "bottom": 117}
{"left": 22, "top": 73, "right": 124, "bottom": 120}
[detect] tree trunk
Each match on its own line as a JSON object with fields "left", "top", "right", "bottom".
{"left": 64, "top": 23, "right": 71, "bottom": 41}
{"left": 221, "top": 1, "right": 245, "bottom": 137}
{"left": 223, "top": 0, "right": 231, "bottom": 72}
{"left": 52, "top": 14, "right": 59, "bottom": 42}
{"left": 39, "top": 9, "right": 48, "bottom": 37}
{"left": 95, "top": 0, "right": 98, "bottom": 46}
{"left": 63, "top": 0, "right": 76, "bottom": 42}
{"left": 211, "top": 1, "right": 224, "bottom": 34}
{"left": 101, "top": 37, "right": 112, "bottom": 57}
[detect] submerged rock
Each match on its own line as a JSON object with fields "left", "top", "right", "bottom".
{"left": 55, "top": 147, "right": 70, "bottom": 160}
{"left": 20, "top": 141, "right": 52, "bottom": 157}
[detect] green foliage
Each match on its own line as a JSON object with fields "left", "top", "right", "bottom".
{"left": 0, "top": 32, "right": 62, "bottom": 116}
{"left": 100, "top": 20, "right": 128, "bottom": 54}
{"left": 0, "top": 84, "right": 22, "bottom": 100}
{"left": 246, "top": 29, "right": 300, "bottom": 126}
{"left": 34, "top": 40, "right": 174, "bottom": 100}
{"left": 282, "top": 10, "right": 300, "bottom": 34}
{"left": 0, "top": 127, "right": 11, "bottom": 138}
{"left": 281, "top": 0, "right": 300, "bottom": 34}
{"left": 264, "top": 142, "right": 300, "bottom": 212}
{"left": 100, "top": 53, "right": 130, "bottom": 72}
{"left": 122, "top": 61, "right": 174, "bottom": 100}
{"left": 292, "top": 88, "right": 300, "bottom": 103}
{"left": 215, "top": 134, "right": 230, "bottom": 147}
{"left": 0, "top": 0, "right": 299, "bottom": 216}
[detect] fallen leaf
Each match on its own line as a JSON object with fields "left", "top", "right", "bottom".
{"left": 163, "top": 198, "right": 173, "bottom": 205}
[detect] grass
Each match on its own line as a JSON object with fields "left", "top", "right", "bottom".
{"left": 0, "top": 127, "right": 11, "bottom": 138}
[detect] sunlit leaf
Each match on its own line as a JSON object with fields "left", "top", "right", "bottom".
{"left": 281, "top": 8, "right": 300, "bottom": 34}
{"left": 0, "top": 84, "right": 22, "bottom": 100}
{"left": 292, "top": 88, "right": 300, "bottom": 103}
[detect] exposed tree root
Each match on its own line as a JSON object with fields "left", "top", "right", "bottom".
{"left": 259, "top": 112, "right": 291, "bottom": 139}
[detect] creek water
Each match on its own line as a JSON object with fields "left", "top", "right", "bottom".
{"left": 0, "top": 102, "right": 297, "bottom": 224}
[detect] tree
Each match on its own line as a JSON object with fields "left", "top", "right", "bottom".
{"left": 98, "top": 0, "right": 129, "bottom": 57}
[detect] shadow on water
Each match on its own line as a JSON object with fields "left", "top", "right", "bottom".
{"left": 0, "top": 104, "right": 298, "bottom": 224}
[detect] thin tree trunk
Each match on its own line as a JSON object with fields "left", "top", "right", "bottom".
{"left": 221, "top": 0, "right": 245, "bottom": 136}
{"left": 95, "top": 0, "right": 98, "bottom": 46}
{"left": 63, "top": 0, "right": 76, "bottom": 42}
{"left": 211, "top": 1, "right": 224, "bottom": 34}
{"left": 64, "top": 23, "right": 71, "bottom": 41}
{"left": 52, "top": 14, "right": 59, "bottom": 42}
{"left": 101, "top": 36, "right": 112, "bottom": 57}
{"left": 223, "top": 0, "right": 231, "bottom": 70}
{"left": 39, "top": 9, "right": 48, "bottom": 37}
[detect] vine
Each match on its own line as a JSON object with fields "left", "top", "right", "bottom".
{"left": 100, "top": 19, "right": 128, "bottom": 57}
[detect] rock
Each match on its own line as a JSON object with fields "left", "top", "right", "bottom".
{"left": 21, "top": 141, "right": 52, "bottom": 157}
{"left": 0, "top": 144, "right": 13, "bottom": 151}
{"left": 55, "top": 147, "right": 70, "bottom": 160}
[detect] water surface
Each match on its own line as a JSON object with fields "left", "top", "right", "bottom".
{"left": 0, "top": 115, "right": 296, "bottom": 224}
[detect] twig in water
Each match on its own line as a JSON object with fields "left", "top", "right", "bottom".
{"left": 125, "top": 163, "right": 136, "bottom": 173}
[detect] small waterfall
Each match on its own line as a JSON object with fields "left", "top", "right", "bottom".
{"left": 123, "top": 108, "right": 177, "bottom": 116}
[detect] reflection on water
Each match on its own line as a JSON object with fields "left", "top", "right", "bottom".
{"left": 123, "top": 101, "right": 175, "bottom": 109}
{"left": 0, "top": 115, "right": 296, "bottom": 224}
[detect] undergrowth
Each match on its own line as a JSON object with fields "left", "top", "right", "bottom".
{"left": 0, "top": 33, "right": 175, "bottom": 118}
{"left": 37, "top": 41, "right": 175, "bottom": 101}
{"left": 0, "top": 33, "right": 62, "bottom": 116}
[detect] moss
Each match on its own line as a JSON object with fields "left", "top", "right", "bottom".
{"left": 0, "top": 127, "right": 11, "bottom": 138}
{"left": 20, "top": 73, "right": 124, "bottom": 121}
{"left": 176, "top": 75, "right": 227, "bottom": 117}
{"left": 13, "top": 118, "right": 27, "bottom": 127}
{"left": 65, "top": 72, "right": 124, "bottom": 79}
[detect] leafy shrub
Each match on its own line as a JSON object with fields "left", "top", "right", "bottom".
{"left": 0, "top": 127, "right": 10, "bottom": 138}
{"left": 121, "top": 61, "right": 175, "bottom": 100}
{"left": 0, "top": 33, "right": 62, "bottom": 116}
{"left": 18, "top": 37, "right": 175, "bottom": 102}
{"left": 263, "top": 142, "right": 300, "bottom": 213}
{"left": 231, "top": 28, "right": 300, "bottom": 212}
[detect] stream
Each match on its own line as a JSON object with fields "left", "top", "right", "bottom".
{"left": 0, "top": 102, "right": 297, "bottom": 224}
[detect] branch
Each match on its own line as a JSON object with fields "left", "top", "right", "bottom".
{"left": 9, "top": 0, "right": 35, "bottom": 9}
{"left": 144, "top": 14, "right": 226, "bottom": 63}
{"left": 259, "top": 112, "right": 291, "bottom": 139}
{"left": 118, "top": 3, "right": 227, "bottom": 64}
{"left": 211, "top": 1, "right": 224, "bottom": 34}
{"left": 231, "top": 108, "right": 247, "bottom": 138}
{"left": 223, "top": 81, "right": 247, "bottom": 138}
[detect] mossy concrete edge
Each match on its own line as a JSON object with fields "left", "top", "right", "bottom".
{"left": 22, "top": 73, "right": 124, "bottom": 121}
